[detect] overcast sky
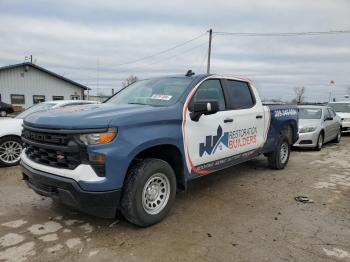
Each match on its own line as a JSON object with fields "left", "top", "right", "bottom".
{"left": 1, "top": 0, "right": 350, "bottom": 101}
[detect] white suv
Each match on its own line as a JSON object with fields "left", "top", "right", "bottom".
{"left": 328, "top": 101, "right": 350, "bottom": 132}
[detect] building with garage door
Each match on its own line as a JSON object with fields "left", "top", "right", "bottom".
{"left": 0, "top": 62, "right": 89, "bottom": 110}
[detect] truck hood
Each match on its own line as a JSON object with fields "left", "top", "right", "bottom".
{"left": 24, "top": 103, "right": 175, "bottom": 129}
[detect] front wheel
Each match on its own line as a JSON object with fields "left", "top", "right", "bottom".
{"left": 315, "top": 133, "right": 323, "bottom": 151}
{"left": 121, "top": 158, "right": 176, "bottom": 227}
{"left": 0, "top": 111, "right": 6, "bottom": 117}
{"left": 0, "top": 136, "right": 23, "bottom": 167}
{"left": 267, "top": 135, "right": 290, "bottom": 170}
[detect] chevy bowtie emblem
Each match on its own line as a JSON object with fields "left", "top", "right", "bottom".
{"left": 57, "top": 154, "right": 65, "bottom": 160}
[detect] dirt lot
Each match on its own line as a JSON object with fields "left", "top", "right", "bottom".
{"left": 0, "top": 136, "right": 349, "bottom": 262}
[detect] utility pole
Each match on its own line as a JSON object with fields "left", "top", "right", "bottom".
{"left": 207, "top": 29, "right": 213, "bottom": 74}
{"left": 329, "top": 80, "right": 335, "bottom": 102}
{"left": 97, "top": 57, "right": 100, "bottom": 101}
{"left": 30, "top": 55, "right": 33, "bottom": 63}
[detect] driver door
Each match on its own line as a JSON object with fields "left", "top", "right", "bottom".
{"left": 184, "top": 79, "right": 232, "bottom": 173}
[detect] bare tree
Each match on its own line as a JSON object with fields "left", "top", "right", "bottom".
{"left": 292, "top": 86, "right": 306, "bottom": 104}
{"left": 122, "top": 75, "right": 138, "bottom": 87}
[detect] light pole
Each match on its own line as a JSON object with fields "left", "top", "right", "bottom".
{"left": 207, "top": 29, "right": 213, "bottom": 74}
{"left": 328, "top": 80, "right": 335, "bottom": 102}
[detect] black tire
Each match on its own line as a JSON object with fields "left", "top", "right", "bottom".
{"left": 333, "top": 128, "right": 341, "bottom": 143}
{"left": 267, "top": 135, "right": 290, "bottom": 170}
{"left": 121, "top": 158, "right": 177, "bottom": 227}
{"left": 315, "top": 132, "right": 323, "bottom": 151}
{"left": 0, "top": 136, "right": 23, "bottom": 167}
{"left": 0, "top": 110, "right": 6, "bottom": 117}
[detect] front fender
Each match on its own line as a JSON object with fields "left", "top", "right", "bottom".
{"left": 78, "top": 121, "right": 184, "bottom": 191}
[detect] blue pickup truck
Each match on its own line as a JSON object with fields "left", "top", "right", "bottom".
{"left": 20, "top": 74, "right": 298, "bottom": 227}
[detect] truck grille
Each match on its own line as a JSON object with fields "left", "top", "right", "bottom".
{"left": 22, "top": 129, "right": 68, "bottom": 145}
{"left": 22, "top": 127, "right": 83, "bottom": 170}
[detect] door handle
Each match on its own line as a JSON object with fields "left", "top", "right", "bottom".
{"left": 256, "top": 115, "right": 263, "bottom": 119}
{"left": 224, "top": 118, "right": 234, "bottom": 123}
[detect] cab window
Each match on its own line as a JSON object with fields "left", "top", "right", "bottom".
{"left": 225, "top": 80, "right": 255, "bottom": 109}
{"left": 191, "top": 79, "right": 226, "bottom": 111}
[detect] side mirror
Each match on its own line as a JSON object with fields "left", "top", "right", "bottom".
{"left": 189, "top": 101, "right": 219, "bottom": 121}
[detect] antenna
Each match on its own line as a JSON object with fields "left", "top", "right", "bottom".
{"left": 185, "top": 70, "right": 195, "bottom": 77}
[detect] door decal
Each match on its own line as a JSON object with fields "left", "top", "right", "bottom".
{"left": 199, "top": 125, "right": 258, "bottom": 157}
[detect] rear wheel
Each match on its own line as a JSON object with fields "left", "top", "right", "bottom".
{"left": 0, "top": 136, "right": 23, "bottom": 167}
{"left": 267, "top": 135, "right": 290, "bottom": 170}
{"left": 121, "top": 158, "right": 176, "bottom": 227}
{"left": 315, "top": 133, "right": 323, "bottom": 151}
{"left": 0, "top": 111, "right": 6, "bottom": 117}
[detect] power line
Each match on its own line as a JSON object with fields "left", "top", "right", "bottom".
{"left": 72, "top": 41, "right": 209, "bottom": 85}
{"left": 113, "top": 40, "right": 209, "bottom": 75}
{"left": 196, "top": 44, "right": 210, "bottom": 73}
{"left": 214, "top": 29, "right": 350, "bottom": 37}
{"left": 110, "top": 32, "right": 207, "bottom": 67}
{"left": 42, "top": 32, "right": 207, "bottom": 73}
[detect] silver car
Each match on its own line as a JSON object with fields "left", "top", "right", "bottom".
{"left": 293, "top": 105, "right": 341, "bottom": 150}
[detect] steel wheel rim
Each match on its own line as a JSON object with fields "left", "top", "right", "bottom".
{"left": 0, "top": 141, "right": 22, "bottom": 164}
{"left": 280, "top": 142, "right": 289, "bottom": 164}
{"left": 0, "top": 111, "right": 6, "bottom": 117}
{"left": 142, "top": 173, "right": 170, "bottom": 215}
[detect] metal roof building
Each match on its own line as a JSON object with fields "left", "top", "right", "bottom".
{"left": 0, "top": 62, "right": 89, "bottom": 109}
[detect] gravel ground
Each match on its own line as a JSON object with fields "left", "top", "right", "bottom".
{"left": 0, "top": 135, "right": 349, "bottom": 262}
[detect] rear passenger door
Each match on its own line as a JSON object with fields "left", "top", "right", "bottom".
{"left": 222, "top": 79, "right": 266, "bottom": 153}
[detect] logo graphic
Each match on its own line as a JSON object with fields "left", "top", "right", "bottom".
{"left": 199, "top": 125, "right": 258, "bottom": 157}
{"left": 57, "top": 154, "right": 65, "bottom": 160}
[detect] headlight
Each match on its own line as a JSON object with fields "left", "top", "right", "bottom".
{"left": 343, "top": 118, "right": 350, "bottom": 122}
{"left": 299, "top": 126, "right": 317, "bottom": 133}
{"left": 78, "top": 128, "right": 117, "bottom": 145}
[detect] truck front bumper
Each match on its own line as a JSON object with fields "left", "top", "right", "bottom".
{"left": 21, "top": 161, "right": 121, "bottom": 218}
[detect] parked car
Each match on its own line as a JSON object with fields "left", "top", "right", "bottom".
{"left": 21, "top": 74, "right": 298, "bottom": 226}
{"left": 0, "top": 100, "right": 97, "bottom": 167}
{"left": 293, "top": 105, "right": 341, "bottom": 150}
{"left": 0, "top": 102, "right": 14, "bottom": 117}
{"left": 328, "top": 101, "right": 350, "bottom": 132}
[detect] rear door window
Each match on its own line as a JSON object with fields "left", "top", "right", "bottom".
{"left": 224, "top": 80, "right": 255, "bottom": 109}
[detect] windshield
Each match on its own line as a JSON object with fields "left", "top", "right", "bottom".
{"left": 106, "top": 78, "right": 193, "bottom": 106}
{"left": 15, "top": 103, "right": 56, "bottom": 119}
{"left": 299, "top": 108, "right": 322, "bottom": 119}
{"left": 328, "top": 103, "right": 350, "bottom": 113}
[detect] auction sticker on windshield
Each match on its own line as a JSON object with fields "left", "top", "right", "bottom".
{"left": 151, "top": 94, "right": 172, "bottom": 100}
